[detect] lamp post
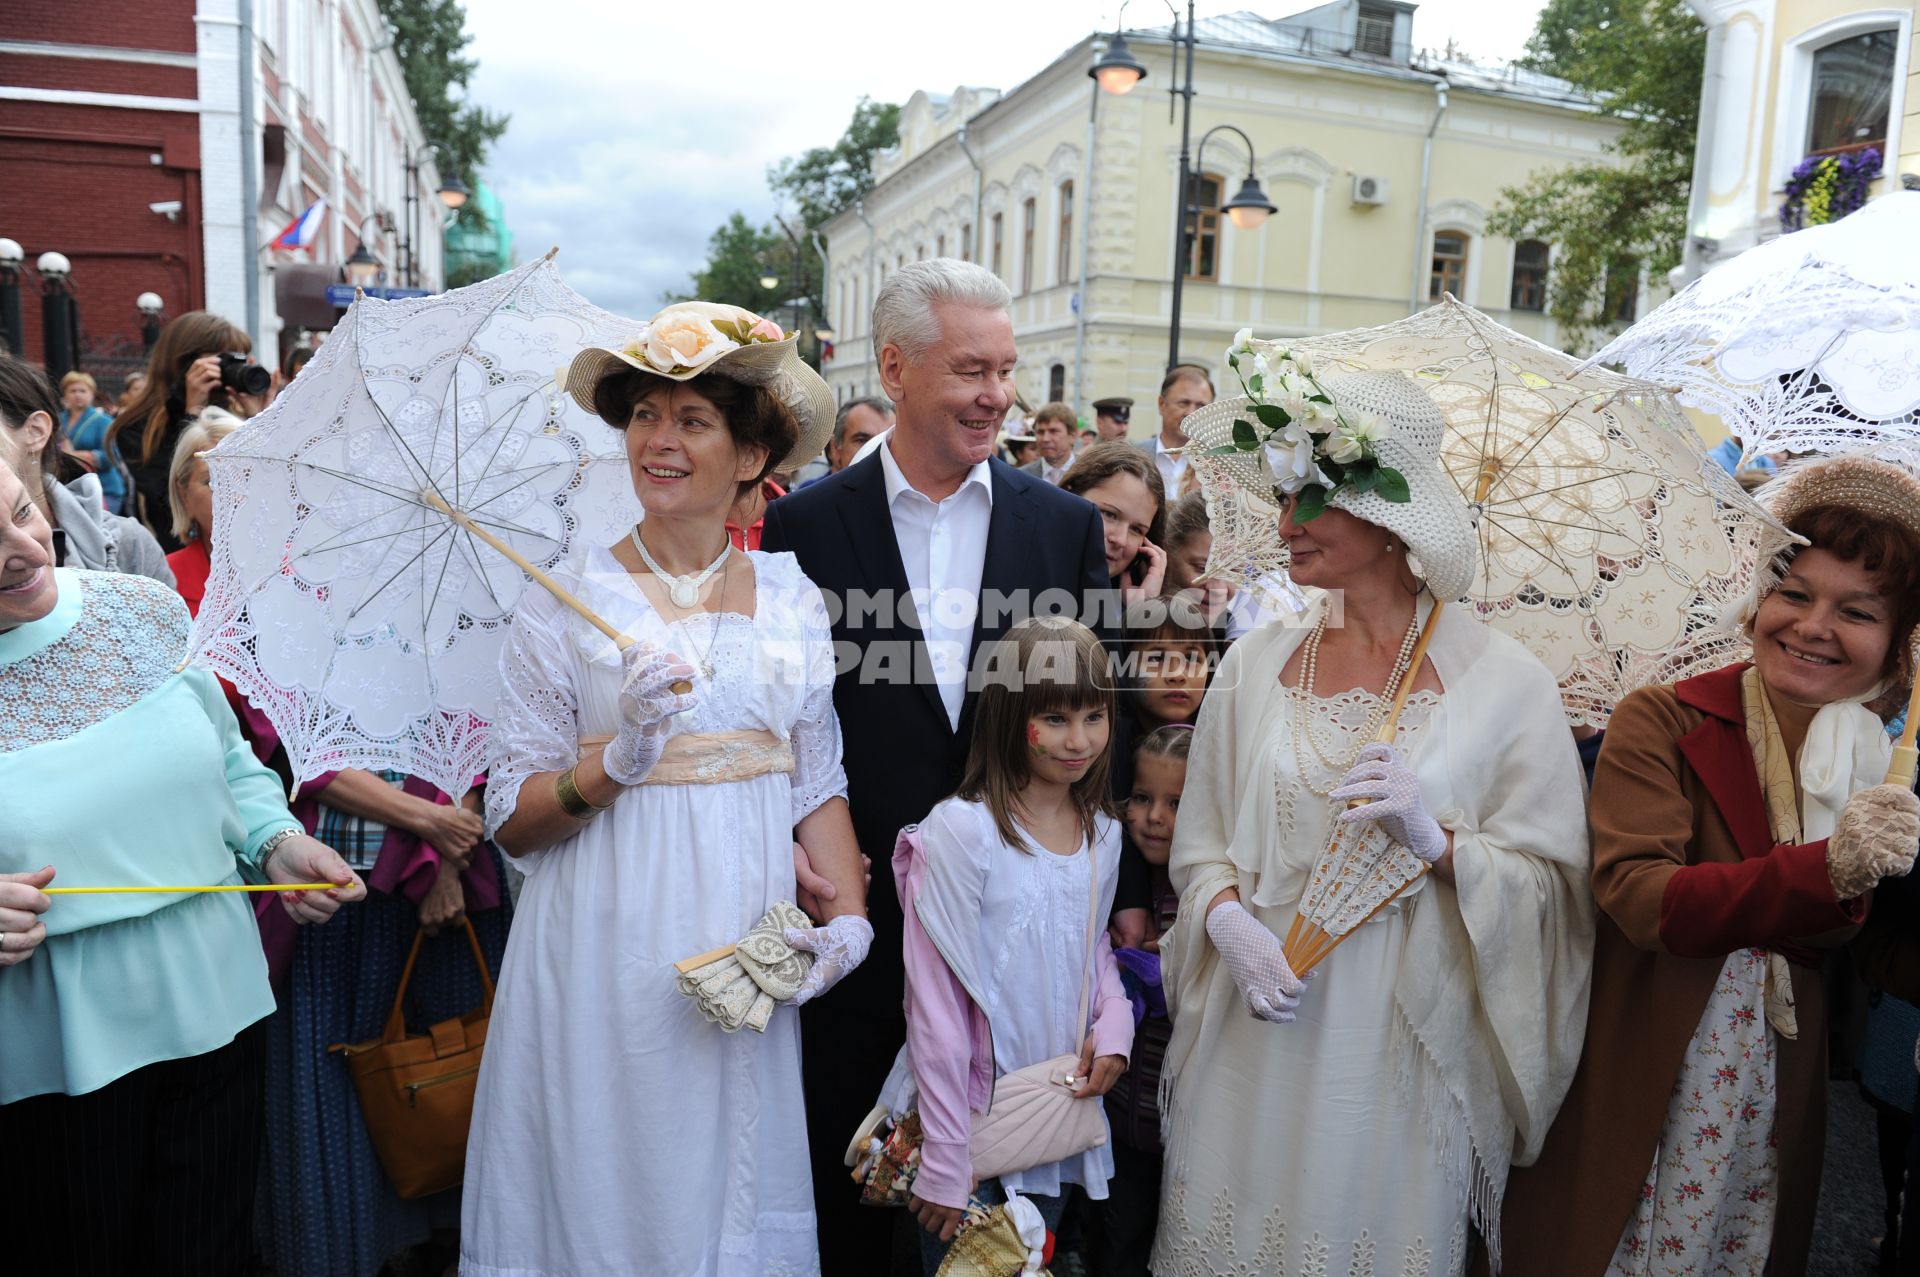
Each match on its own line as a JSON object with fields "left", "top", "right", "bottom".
{"left": 401, "top": 142, "right": 470, "bottom": 289}
{"left": 0, "top": 239, "right": 22, "bottom": 356}
{"left": 1122, "top": 2, "right": 1279, "bottom": 369}
{"left": 136, "top": 292, "right": 165, "bottom": 353}
{"left": 774, "top": 214, "right": 808, "bottom": 343}
{"left": 37, "top": 252, "right": 75, "bottom": 382}
{"left": 346, "top": 214, "right": 386, "bottom": 289}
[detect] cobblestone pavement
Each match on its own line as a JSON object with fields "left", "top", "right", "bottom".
{"left": 1813, "top": 1080, "right": 1894, "bottom": 1276}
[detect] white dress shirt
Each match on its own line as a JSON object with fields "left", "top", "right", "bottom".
{"left": 1149, "top": 435, "right": 1187, "bottom": 495}
{"left": 879, "top": 439, "right": 994, "bottom": 730}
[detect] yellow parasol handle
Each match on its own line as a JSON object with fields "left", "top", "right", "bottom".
{"left": 1888, "top": 678, "right": 1920, "bottom": 788}
{"left": 45, "top": 883, "right": 343, "bottom": 895}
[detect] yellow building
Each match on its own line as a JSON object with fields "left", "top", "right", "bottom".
{"left": 819, "top": 2, "right": 1641, "bottom": 429}
{"left": 1676, "top": 0, "right": 1917, "bottom": 283}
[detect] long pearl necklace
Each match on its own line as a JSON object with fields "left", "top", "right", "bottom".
{"left": 1288, "top": 603, "right": 1424, "bottom": 797}
{"left": 631, "top": 526, "right": 730, "bottom": 609}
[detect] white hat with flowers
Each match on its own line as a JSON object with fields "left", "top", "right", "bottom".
{"left": 562, "top": 300, "right": 836, "bottom": 470}
{"left": 1182, "top": 331, "right": 1479, "bottom": 599}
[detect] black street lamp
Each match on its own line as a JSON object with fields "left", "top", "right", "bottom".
{"left": 136, "top": 292, "right": 165, "bottom": 353}
{"left": 346, "top": 214, "right": 386, "bottom": 289}
{"left": 1089, "top": 4, "right": 1149, "bottom": 94}
{"left": 0, "top": 238, "right": 22, "bottom": 357}
{"left": 401, "top": 142, "right": 470, "bottom": 289}
{"left": 37, "top": 251, "right": 75, "bottom": 382}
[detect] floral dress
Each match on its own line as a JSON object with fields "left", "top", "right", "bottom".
{"left": 1608, "top": 948, "right": 1779, "bottom": 1275}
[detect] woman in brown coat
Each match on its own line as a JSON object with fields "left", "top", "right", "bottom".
{"left": 1496, "top": 455, "right": 1920, "bottom": 1275}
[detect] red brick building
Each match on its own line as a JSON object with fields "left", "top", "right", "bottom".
{"left": 1, "top": 0, "right": 448, "bottom": 390}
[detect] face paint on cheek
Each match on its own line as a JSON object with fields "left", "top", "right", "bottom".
{"left": 1027, "top": 721, "right": 1049, "bottom": 759}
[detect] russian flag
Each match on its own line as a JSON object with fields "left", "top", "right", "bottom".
{"left": 270, "top": 199, "right": 327, "bottom": 252}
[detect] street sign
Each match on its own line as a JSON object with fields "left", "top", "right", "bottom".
{"left": 325, "top": 285, "right": 434, "bottom": 307}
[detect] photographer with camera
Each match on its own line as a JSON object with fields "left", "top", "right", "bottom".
{"left": 107, "top": 311, "right": 269, "bottom": 552}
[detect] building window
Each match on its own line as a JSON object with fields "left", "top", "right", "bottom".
{"left": 1355, "top": 3, "right": 1397, "bottom": 57}
{"left": 1049, "top": 363, "right": 1067, "bottom": 401}
{"left": 1510, "top": 239, "right": 1549, "bottom": 312}
{"left": 915, "top": 245, "right": 925, "bottom": 262}
{"left": 897, "top": 255, "right": 905, "bottom": 272}
{"left": 1057, "top": 181, "right": 1075, "bottom": 285}
{"left": 1430, "top": 231, "right": 1468, "bottom": 301}
{"left": 991, "top": 213, "right": 1004, "bottom": 277}
{"left": 961, "top": 222, "right": 973, "bottom": 262}
{"left": 1807, "top": 29, "right": 1897, "bottom": 155}
{"left": 1021, "top": 198, "right": 1037, "bottom": 293}
{"left": 1605, "top": 257, "right": 1640, "bottom": 323}
{"left": 936, "top": 233, "right": 946, "bottom": 258}
{"left": 1185, "top": 173, "right": 1222, "bottom": 281}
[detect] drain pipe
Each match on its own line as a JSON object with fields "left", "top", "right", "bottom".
{"left": 238, "top": 0, "right": 261, "bottom": 340}
{"left": 854, "top": 200, "right": 879, "bottom": 396}
{"left": 1408, "top": 77, "right": 1449, "bottom": 314}
{"left": 955, "top": 122, "right": 984, "bottom": 264}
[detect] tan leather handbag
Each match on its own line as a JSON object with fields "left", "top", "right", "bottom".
{"left": 331, "top": 919, "right": 494, "bottom": 1200}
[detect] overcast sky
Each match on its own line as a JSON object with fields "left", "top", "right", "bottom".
{"left": 461, "top": 0, "right": 1549, "bottom": 320}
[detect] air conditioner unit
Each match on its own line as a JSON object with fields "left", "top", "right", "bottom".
{"left": 1351, "top": 174, "right": 1390, "bottom": 206}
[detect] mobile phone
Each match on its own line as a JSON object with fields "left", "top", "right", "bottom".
{"left": 1128, "top": 553, "right": 1151, "bottom": 586}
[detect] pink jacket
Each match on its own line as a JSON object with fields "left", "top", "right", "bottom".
{"left": 895, "top": 820, "right": 1135, "bottom": 1209}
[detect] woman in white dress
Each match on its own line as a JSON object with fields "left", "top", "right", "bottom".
{"left": 461, "top": 304, "right": 872, "bottom": 1277}
{"left": 1153, "top": 369, "right": 1594, "bottom": 1277}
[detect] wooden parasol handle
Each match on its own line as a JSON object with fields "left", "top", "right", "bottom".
{"left": 1889, "top": 678, "right": 1920, "bottom": 787}
{"left": 1373, "top": 598, "right": 1446, "bottom": 748}
{"left": 422, "top": 490, "right": 632, "bottom": 651}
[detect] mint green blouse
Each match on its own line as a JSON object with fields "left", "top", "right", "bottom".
{"left": 0, "top": 569, "right": 299, "bottom": 1102}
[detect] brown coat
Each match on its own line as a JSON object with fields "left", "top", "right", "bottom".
{"left": 1492, "top": 664, "right": 1865, "bottom": 1276}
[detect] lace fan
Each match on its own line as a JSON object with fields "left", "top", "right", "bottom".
{"left": 1282, "top": 601, "right": 1444, "bottom": 976}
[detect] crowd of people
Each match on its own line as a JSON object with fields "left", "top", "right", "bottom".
{"left": 2, "top": 253, "right": 1920, "bottom": 1277}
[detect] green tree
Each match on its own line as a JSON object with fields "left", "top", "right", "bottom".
{"left": 1487, "top": 0, "right": 1705, "bottom": 343}
{"left": 767, "top": 98, "right": 902, "bottom": 230}
{"left": 674, "top": 213, "right": 785, "bottom": 310}
{"left": 376, "top": 0, "right": 509, "bottom": 188}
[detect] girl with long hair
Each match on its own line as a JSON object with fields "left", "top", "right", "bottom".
{"left": 894, "top": 616, "right": 1135, "bottom": 1270}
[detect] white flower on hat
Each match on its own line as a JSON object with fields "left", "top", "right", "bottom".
{"left": 1252, "top": 352, "right": 1270, "bottom": 375}
{"left": 1276, "top": 386, "right": 1319, "bottom": 426}
{"left": 1290, "top": 349, "right": 1316, "bottom": 378}
{"left": 1324, "top": 409, "right": 1392, "bottom": 465}
{"left": 1264, "top": 424, "right": 1321, "bottom": 490}
{"left": 645, "top": 311, "right": 737, "bottom": 372}
{"left": 1229, "top": 327, "right": 1254, "bottom": 357}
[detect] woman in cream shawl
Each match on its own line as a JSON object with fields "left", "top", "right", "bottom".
{"left": 1154, "top": 370, "right": 1593, "bottom": 1277}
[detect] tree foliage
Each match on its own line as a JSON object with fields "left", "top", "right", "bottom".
{"left": 766, "top": 98, "right": 902, "bottom": 230}
{"left": 376, "top": 0, "right": 510, "bottom": 187}
{"left": 1488, "top": 0, "right": 1706, "bottom": 344}
{"left": 675, "top": 100, "right": 902, "bottom": 365}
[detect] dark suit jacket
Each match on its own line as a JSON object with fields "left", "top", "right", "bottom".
{"left": 760, "top": 451, "right": 1108, "bottom": 1013}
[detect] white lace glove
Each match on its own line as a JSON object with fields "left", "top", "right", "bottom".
{"left": 783, "top": 914, "right": 874, "bottom": 1006}
{"left": 1329, "top": 742, "right": 1448, "bottom": 864}
{"left": 603, "top": 643, "right": 698, "bottom": 785}
{"left": 1205, "top": 901, "right": 1308, "bottom": 1023}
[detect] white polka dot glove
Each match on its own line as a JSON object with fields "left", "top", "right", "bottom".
{"left": 1330, "top": 742, "right": 1448, "bottom": 865}
{"left": 603, "top": 643, "right": 698, "bottom": 785}
{"left": 783, "top": 914, "right": 875, "bottom": 1006}
{"left": 1205, "top": 900, "right": 1308, "bottom": 1023}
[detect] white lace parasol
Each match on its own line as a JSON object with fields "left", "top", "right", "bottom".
{"left": 1590, "top": 190, "right": 1920, "bottom": 460}
{"left": 190, "top": 255, "right": 643, "bottom": 797}
{"left": 1190, "top": 296, "right": 1798, "bottom": 727}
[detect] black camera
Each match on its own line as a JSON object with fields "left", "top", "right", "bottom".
{"left": 217, "top": 351, "right": 271, "bottom": 397}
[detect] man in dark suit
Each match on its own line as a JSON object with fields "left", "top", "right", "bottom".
{"left": 761, "top": 258, "right": 1107, "bottom": 1274}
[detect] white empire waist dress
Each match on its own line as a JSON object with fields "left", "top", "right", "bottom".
{"left": 461, "top": 547, "right": 846, "bottom": 1277}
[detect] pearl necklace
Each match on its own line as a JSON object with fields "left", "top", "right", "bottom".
{"left": 631, "top": 527, "right": 731, "bottom": 609}
{"left": 1288, "top": 604, "right": 1424, "bottom": 797}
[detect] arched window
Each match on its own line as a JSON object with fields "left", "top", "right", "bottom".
{"left": 1057, "top": 181, "right": 1075, "bottom": 285}
{"left": 1184, "top": 173, "right": 1223, "bottom": 281}
{"left": 961, "top": 222, "right": 973, "bottom": 263}
{"left": 1808, "top": 29, "right": 1897, "bottom": 154}
{"left": 991, "top": 213, "right": 1004, "bottom": 278}
{"left": 1049, "top": 363, "right": 1066, "bottom": 401}
{"left": 1430, "top": 231, "right": 1469, "bottom": 301}
{"left": 1021, "top": 198, "right": 1037, "bottom": 294}
{"left": 1605, "top": 257, "right": 1640, "bottom": 323}
{"left": 936, "top": 233, "right": 946, "bottom": 258}
{"left": 1510, "top": 240, "right": 1549, "bottom": 312}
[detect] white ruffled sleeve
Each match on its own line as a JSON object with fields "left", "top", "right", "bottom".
{"left": 485, "top": 584, "right": 581, "bottom": 844}
{"left": 787, "top": 570, "right": 847, "bottom": 826}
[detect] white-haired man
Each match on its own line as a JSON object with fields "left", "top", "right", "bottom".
{"left": 762, "top": 258, "right": 1108, "bottom": 1273}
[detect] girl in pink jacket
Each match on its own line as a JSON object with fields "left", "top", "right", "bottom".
{"left": 895, "top": 617, "right": 1135, "bottom": 1272}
